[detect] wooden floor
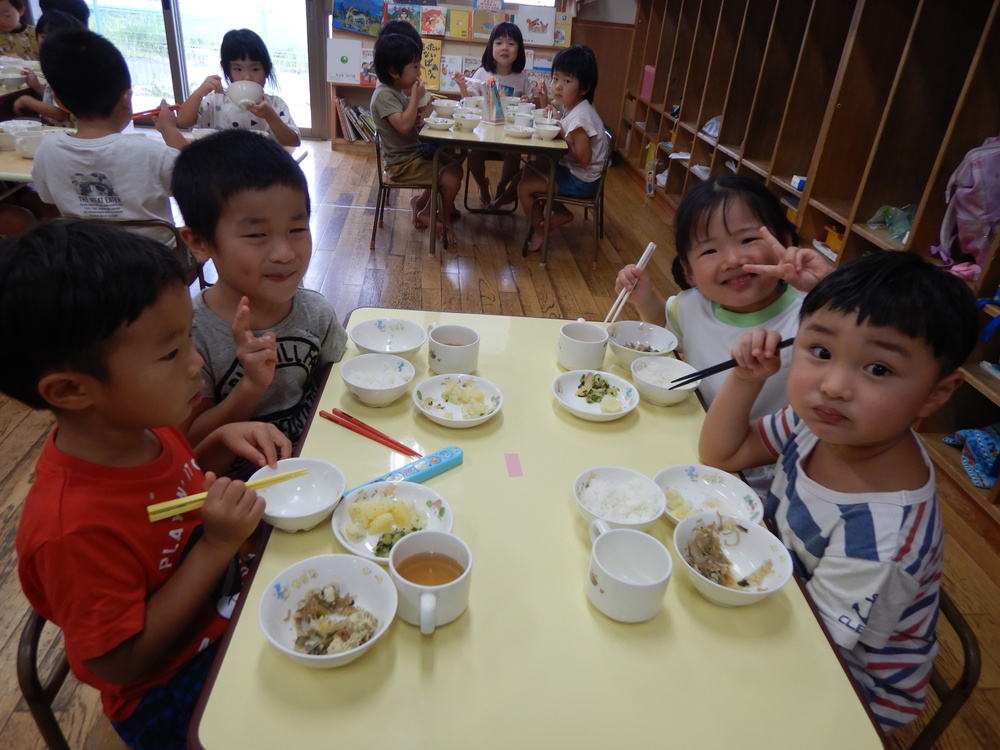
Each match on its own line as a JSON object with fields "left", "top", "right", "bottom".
{"left": 0, "top": 139, "right": 998, "bottom": 748}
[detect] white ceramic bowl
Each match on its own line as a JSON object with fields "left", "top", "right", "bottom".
{"left": 349, "top": 318, "right": 427, "bottom": 361}
{"left": 432, "top": 99, "right": 459, "bottom": 117}
{"left": 190, "top": 127, "right": 217, "bottom": 140}
{"left": 573, "top": 466, "right": 666, "bottom": 531}
{"left": 0, "top": 119, "right": 40, "bottom": 134}
{"left": 226, "top": 80, "right": 265, "bottom": 109}
{"left": 534, "top": 116, "right": 559, "bottom": 128}
{"left": 250, "top": 457, "right": 347, "bottom": 532}
{"left": 461, "top": 96, "right": 484, "bottom": 111}
{"left": 332, "top": 480, "right": 454, "bottom": 563}
{"left": 551, "top": 369, "right": 639, "bottom": 422}
{"left": 413, "top": 374, "right": 503, "bottom": 428}
{"left": 258, "top": 553, "right": 397, "bottom": 668}
{"left": 653, "top": 464, "right": 763, "bottom": 525}
{"left": 425, "top": 116, "right": 455, "bottom": 131}
{"left": 673, "top": 512, "right": 792, "bottom": 607}
{"left": 607, "top": 321, "right": 678, "bottom": 368}
{"left": 630, "top": 356, "right": 700, "bottom": 406}
{"left": 532, "top": 108, "right": 547, "bottom": 119}
{"left": 452, "top": 113, "right": 482, "bottom": 131}
{"left": 340, "top": 353, "right": 415, "bottom": 407}
{"left": 533, "top": 124, "right": 560, "bottom": 141}
{"left": 13, "top": 130, "right": 47, "bottom": 159}
{"left": 0, "top": 71, "right": 25, "bottom": 91}
{"left": 501, "top": 96, "right": 521, "bottom": 112}
{"left": 504, "top": 124, "right": 534, "bottom": 139}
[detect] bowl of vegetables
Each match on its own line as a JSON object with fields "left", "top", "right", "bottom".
{"left": 551, "top": 370, "right": 639, "bottom": 422}
{"left": 607, "top": 321, "right": 678, "bottom": 368}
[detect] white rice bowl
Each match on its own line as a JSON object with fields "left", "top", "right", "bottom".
{"left": 573, "top": 466, "right": 665, "bottom": 531}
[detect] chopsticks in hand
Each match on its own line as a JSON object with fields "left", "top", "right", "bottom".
{"left": 668, "top": 338, "right": 795, "bottom": 390}
{"left": 146, "top": 468, "right": 309, "bottom": 523}
{"left": 131, "top": 104, "right": 181, "bottom": 121}
{"left": 604, "top": 242, "right": 656, "bottom": 326}
{"left": 320, "top": 409, "right": 422, "bottom": 458}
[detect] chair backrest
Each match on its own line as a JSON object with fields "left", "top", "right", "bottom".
{"left": 374, "top": 133, "right": 387, "bottom": 188}
{"left": 17, "top": 610, "right": 71, "bottom": 750}
{"left": 906, "top": 586, "right": 981, "bottom": 750}
{"left": 115, "top": 218, "right": 208, "bottom": 289}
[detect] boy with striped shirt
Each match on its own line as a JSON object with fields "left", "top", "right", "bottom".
{"left": 698, "top": 251, "right": 979, "bottom": 732}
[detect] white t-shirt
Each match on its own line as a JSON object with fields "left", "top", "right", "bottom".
{"left": 196, "top": 91, "right": 299, "bottom": 141}
{"left": 558, "top": 99, "right": 608, "bottom": 182}
{"left": 32, "top": 131, "right": 177, "bottom": 245}
{"left": 465, "top": 67, "right": 531, "bottom": 98}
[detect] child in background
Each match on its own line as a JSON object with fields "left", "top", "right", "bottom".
{"left": 698, "top": 251, "right": 979, "bottom": 732}
{"left": 507, "top": 45, "right": 607, "bottom": 252}
{"left": 14, "top": 9, "right": 85, "bottom": 124}
{"left": 177, "top": 28, "right": 300, "bottom": 147}
{"left": 31, "top": 30, "right": 188, "bottom": 246}
{"left": 370, "top": 32, "right": 463, "bottom": 242}
{"left": 0, "top": 0, "right": 37, "bottom": 59}
{"left": 171, "top": 129, "right": 348, "bottom": 453}
{"left": 5, "top": 220, "right": 291, "bottom": 750}
{"left": 453, "top": 22, "right": 542, "bottom": 206}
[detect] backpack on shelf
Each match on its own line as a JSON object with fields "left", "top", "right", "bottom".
{"left": 937, "top": 133, "right": 1000, "bottom": 268}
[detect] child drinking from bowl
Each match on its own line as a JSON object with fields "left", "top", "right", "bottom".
{"left": 3, "top": 220, "right": 291, "bottom": 750}
{"left": 176, "top": 28, "right": 300, "bottom": 147}
{"left": 699, "top": 251, "right": 979, "bottom": 732}
{"left": 370, "top": 32, "right": 464, "bottom": 243}
{"left": 13, "top": 9, "right": 84, "bottom": 125}
{"left": 171, "top": 129, "right": 347, "bottom": 459}
{"left": 0, "top": 0, "right": 37, "bottom": 59}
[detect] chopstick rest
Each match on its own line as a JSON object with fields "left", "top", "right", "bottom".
{"left": 668, "top": 338, "right": 795, "bottom": 390}
{"left": 146, "top": 468, "right": 309, "bottom": 522}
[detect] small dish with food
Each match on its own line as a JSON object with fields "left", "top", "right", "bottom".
{"left": 551, "top": 370, "right": 639, "bottom": 422}
{"left": 630, "top": 356, "right": 700, "bottom": 406}
{"left": 503, "top": 124, "right": 534, "bottom": 139}
{"left": 607, "top": 320, "right": 678, "bottom": 368}
{"left": 425, "top": 117, "right": 456, "bottom": 131}
{"left": 332, "top": 480, "right": 454, "bottom": 563}
{"left": 412, "top": 374, "right": 503, "bottom": 428}
{"left": 574, "top": 466, "right": 665, "bottom": 531}
{"left": 654, "top": 463, "right": 763, "bottom": 525}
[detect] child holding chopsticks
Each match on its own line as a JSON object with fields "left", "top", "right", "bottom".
{"left": 172, "top": 129, "right": 348, "bottom": 463}
{"left": 2, "top": 220, "right": 291, "bottom": 750}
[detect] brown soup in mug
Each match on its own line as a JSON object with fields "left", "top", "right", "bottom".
{"left": 396, "top": 551, "right": 464, "bottom": 586}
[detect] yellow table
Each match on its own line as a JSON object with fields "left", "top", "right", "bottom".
{"left": 418, "top": 122, "right": 568, "bottom": 265}
{"left": 191, "top": 308, "right": 885, "bottom": 750}
{"left": 0, "top": 146, "right": 33, "bottom": 182}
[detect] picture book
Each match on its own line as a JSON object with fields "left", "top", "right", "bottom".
{"left": 526, "top": 69, "right": 549, "bottom": 99}
{"left": 474, "top": 0, "right": 504, "bottom": 11}
{"left": 360, "top": 48, "right": 376, "bottom": 85}
{"left": 524, "top": 48, "right": 533, "bottom": 70}
{"left": 385, "top": 3, "right": 421, "bottom": 28}
{"left": 420, "top": 7, "right": 447, "bottom": 36}
{"left": 554, "top": 12, "right": 572, "bottom": 47}
{"left": 327, "top": 37, "right": 362, "bottom": 84}
{"left": 421, "top": 38, "right": 442, "bottom": 90}
{"left": 520, "top": 7, "right": 554, "bottom": 46}
{"left": 331, "top": 0, "right": 382, "bottom": 36}
{"left": 447, "top": 9, "right": 471, "bottom": 39}
{"left": 462, "top": 55, "right": 481, "bottom": 78}
{"left": 440, "top": 54, "right": 463, "bottom": 93}
{"left": 472, "top": 10, "right": 506, "bottom": 40}
{"left": 531, "top": 50, "right": 553, "bottom": 72}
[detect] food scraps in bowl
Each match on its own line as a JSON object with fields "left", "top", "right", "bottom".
{"left": 413, "top": 374, "right": 503, "bottom": 428}
{"left": 654, "top": 463, "right": 762, "bottom": 524}
{"left": 293, "top": 582, "right": 378, "bottom": 655}
{"left": 551, "top": 370, "right": 639, "bottom": 422}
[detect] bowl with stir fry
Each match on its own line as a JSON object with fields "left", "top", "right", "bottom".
{"left": 607, "top": 321, "right": 678, "bottom": 368}
{"left": 552, "top": 370, "right": 639, "bottom": 422}
{"left": 258, "top": 553, "right": 397, "bottom": 667}
{"left": 673, "top": 512, "right": 792, "bottom": 607}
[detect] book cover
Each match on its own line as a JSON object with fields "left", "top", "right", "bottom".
{"left": 360, "top": 48, "right": 376, "bottom": 85}
{"left": 439, "top": 54, "right": 463, "bottom": 93}
{"left": 520, "top": 7, "right": 554, "bottom": 46}
{"left": 385, "top": 3, "right": 421, "bottom": 28}
{"left": 421, "top": 38, "right": 442, "bottom": 90}
{"left": 474, "top": 0, "right": 504, "bottom": 10}
{"left": 335, "top": 97, "right": 358, "bottom": 140}
{"left": 531, "top": 50, "right": 553, "bottom": 72}
{"left": 327, "top": 37, "right": 363, "bottom": 84}
{"left": 525, "top": 69, "right": 549, "bottom": 99}
{"left": 420, "top": 7, "right": 447, "bottom": 36}
{"left": 472, "top": 10, "right": 506, "bottom": 39}
{"left": 553, "top": 12, "right": 571, "bottom": 47}
{"left": 524, "top": 48, "right": 534, "bottom": 70}
{"left": 462, "top": 55, "right": 481, "bottom": 78}
{"left": 446, "top": 9, "right": 471, "bottom": 39}
{"left": 331, "top": 0, "right": 382, "bottom": 36}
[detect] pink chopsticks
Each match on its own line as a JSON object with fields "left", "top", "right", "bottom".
{"left": 320, "top": 409, "right": 422, "bottom": 458}
{"left": 131, "top": 104, "right": 181, "bottom": 121}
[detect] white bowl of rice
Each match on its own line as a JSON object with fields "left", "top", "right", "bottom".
{"left": 340, "top": 353, "right": 415, "bottom": 407}
{"left": 630, "top": 356, "right": 700, "bottom": 406}
{"left": 573, "top": 466, "right": 666, "bottom": 531}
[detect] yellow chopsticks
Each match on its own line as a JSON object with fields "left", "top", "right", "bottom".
{"left": 146, "top": 468, "right": 309, "bottom": 523}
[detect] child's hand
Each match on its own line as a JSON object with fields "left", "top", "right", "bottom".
{"left": 411, "top": 78, "right": 427, "bottom": 104}
{"left": 731, "top": 327, "right": 784, "bottom": 383}
{"left": 199, "top": 75, "right": 223, "bottom": 96}
{"left": 246, "top": 97, "right": 275, "bottom": 120}
{"left": 614, "top": 263, "right": 653, "bottom": 307}
{"left": 210, "top": 421, "right": 292, "bottom": 469}
{"left": 22, "top": 68, "right": 41, "bottom": 92}
{"left": 743, "top": 227, "right": 831, "bottom": 293}
{"left": 199, "top": 472, "right": 265, "bottom": 551}
{"left": 232, "top": 296, "right": 277, "bottom": 391}
{"left": 152, "top": 99, "right": 178, "bottom": 131}
{"left": 12, "top": 94, "right": 37, "bottom": 116}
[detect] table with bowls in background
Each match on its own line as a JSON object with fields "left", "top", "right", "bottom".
{"left": 191, "top": 308, "right": 885, "bottom": 750}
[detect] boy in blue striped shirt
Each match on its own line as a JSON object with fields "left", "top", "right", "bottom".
{"left": 698, "top": 251, "right": 978, "bottom": 732}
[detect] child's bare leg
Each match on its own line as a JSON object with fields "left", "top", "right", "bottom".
{"left": 438, "top": 163, "right": 463, "bottom": 245}
{"left": 518, "top": 170, "right": 572, "bottom": 253}
{"left": 467, "top": 150, "right": 489, "bottom": 204}
{"left": 411, "top": 189, "right": 431, "bottom": 230}
{"left": 488, "top": 164, "right": 525, "bottom": 211}
{"left": 494, "top": 153, "right": 521, "bottom": 200}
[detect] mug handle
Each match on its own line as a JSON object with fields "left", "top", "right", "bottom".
{"left": 589, "top": 518, "right": 612, "bottom": 543}
{"left": 427, "top": 322, "right": 439, "bottom": 334}
{"left": 419, "top": 591, "right": 437, "bottom": 635}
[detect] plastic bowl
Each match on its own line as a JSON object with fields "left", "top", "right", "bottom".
{"left": 533, "top": 116, "right": 559, "bottom": 128}
{"left": 190, "top": 127, "right": 217, "bottom": 140}
{"left": 532, "top": 124, "right": 560, "bottom": 141}
{"left": 607, "top": 320, "right": 678, "bottom": 368}
{"left": 250, "top": 457, "right": 347, "bottom": 532}
{"left": 461, "top": 96, "right": 485, "bottom": 111}
{"left": 573, "top": 466, "right": 666, "bottom": 531}
{"left": 340, "top": 353, "right": 415, "bottom": 407}
{"left": 258, "top": 553, "right": 397, "bottom": 667}
{"left": 432, "top": 99, "right": 459, "bottom": 117}
{"left": 453, "top": 113, "right": 482, "bottom": 131}
{"left": 349, "top": 318, "right": 427, "bottom": 361}
{"left": 673, "top": 512, "right": 792, "bottom": 607}
{"left": 413, "top": 374, "right": 503, "bottom": 429}
{"left": 13, "top": 131, "right": 47, "bottom": 159}
{"left": 226, "top": 80, "right": 264, "bottom": 109}
{"left": 630, "top": 356, "right": 700, "bottom": 406}
{"left": 425, "top": 117, "right": 455, "bottom": 131}
{"left": 503, "top": 125, "right": 534, "bottom": 139}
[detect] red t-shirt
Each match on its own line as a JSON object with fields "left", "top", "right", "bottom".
{"left": 16, "top": 426, "right": 232, "bottom": 721}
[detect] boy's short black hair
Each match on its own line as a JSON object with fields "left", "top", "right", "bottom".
{"left": 482, "top": 22, "right": 526, "bottom": 74}
{"left": 801, "top": 251, "right": 979, "bottom": 376}
{"left": 6, "top": 0, "right": 25, "bottom": 11}
{"left": 40, "top": 30, "right": 129, "bottom": 119}
{"left": 171, "top": 129, "right": 310, "bottom": 243}
{"left": 39, "top": 0, "right": 90, "bottom": 24}
{"left": 220, "top": 28, "right": 276, "bottom": 87}
{"left": 552, "top": 45, "right": 598, "bottom": 103}
{"left": 36, "top": 9, "right": 85, "bottom": 37}
{"left": 378, "top": 19, "right": 422, "bottom": 50}
{"left": 0, "top": 220, "right": 189, "bottom": 410}
{"left": 373, "top": 33, "right": 421, "bottom": 86}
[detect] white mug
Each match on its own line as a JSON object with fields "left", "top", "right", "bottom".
{"left": 557, "top": 320, "right": 608, "bottom": 371}
{"left": 428, "top": 323, "right": 480, "bottom": 374}
{"left": 514, "top": 113, "right": 533, "bottom": 127}
{"left": 389, "top": 530, "right": 472, "bottom": 635}
{"left": 587, "top": 519, "right": 672, "bottom": 622}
